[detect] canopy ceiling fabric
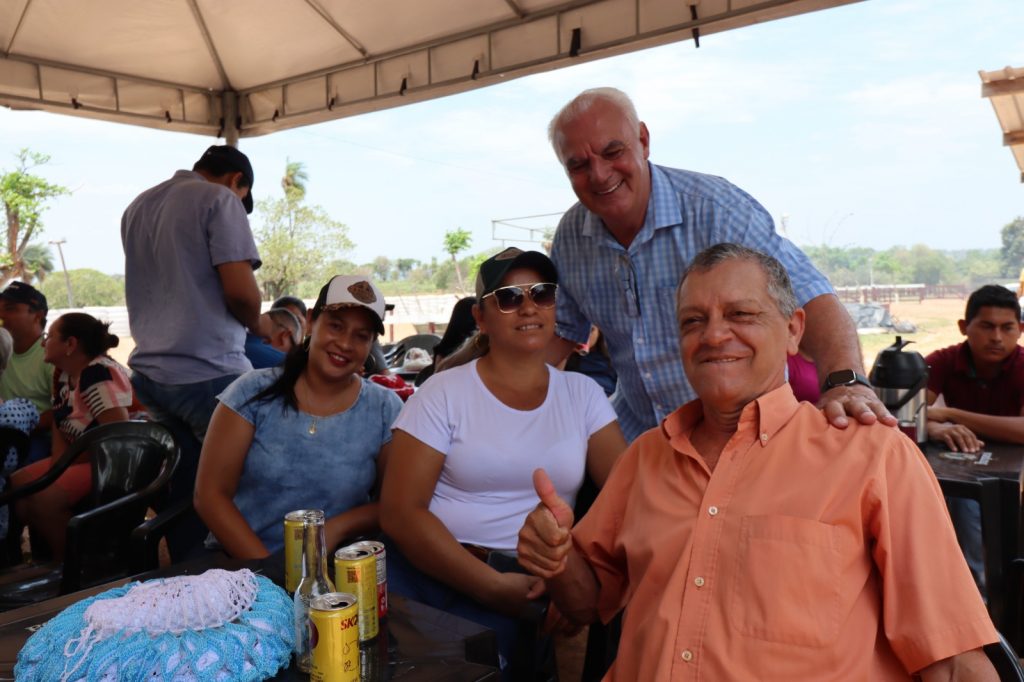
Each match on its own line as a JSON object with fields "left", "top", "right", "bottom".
{"left": 1, "top": 0, "right": 860, "bottom": 140}
{"left": 980, "top": 66, "right": 1024, "bottom": 183}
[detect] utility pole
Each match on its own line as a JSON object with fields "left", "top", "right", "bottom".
{"left": 49, "top": 239, "right": 74, "bottom": 308}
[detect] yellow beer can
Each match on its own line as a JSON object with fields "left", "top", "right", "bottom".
{"left": 284, "top": 509, "right": 315, "bottom": 594}
{"left": 310, "top": 592, "right": 359, "bottom": 682}
{"left": 334, "top": 545, "right": 379, "bottom": 641}
{"left": 351, "top": 540, "right": 388, "bottom": 618}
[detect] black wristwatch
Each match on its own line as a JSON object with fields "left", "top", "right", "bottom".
{"left": 822, "top": 369, "right": 872, "bottom": 392}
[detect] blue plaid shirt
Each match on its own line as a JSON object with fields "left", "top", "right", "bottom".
{"left": 551, "top": 163, "right": 834, "bottom": 441}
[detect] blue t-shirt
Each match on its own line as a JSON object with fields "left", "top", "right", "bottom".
{"left": 216, "top": 368, "right": 403, "bottom": 553}
{"left": 244, "top": 333, "right": 286, "bottom": 369}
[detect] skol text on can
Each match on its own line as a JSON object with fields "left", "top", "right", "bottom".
{"left": 334, "top": 546, "right": 379, "bottom": 641}
{"left": 309, "top": 592, "right": 359, "bottom": 682}
{"left": 284, "top": 509, "right": 315, "bottom": 594}
{"left": 351, "top": 540, "right": 387, "bottom": 618}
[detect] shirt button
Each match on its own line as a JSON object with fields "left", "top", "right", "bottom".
{"left": 694, "top": 577, "right": 705, "bottom": 587}
{"left": 645, "top": 372, "right": 653, "bottom": 379}
{"left": 760, "top": 433, "right": 769, "bottom": 443}
{"left": 637, "top": 337, "right": 644, "bottom": 344}
{"left": 681, "top": 650, "right": 693, "bottom": 662}
{"left": 708, "top": 506, "right": 719, "bottom": 516}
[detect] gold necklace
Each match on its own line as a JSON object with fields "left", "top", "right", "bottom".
{"left": 298, "top": 379, "right": 320, "bottom": 435}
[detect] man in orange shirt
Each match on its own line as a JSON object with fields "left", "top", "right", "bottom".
{"left": 518, "top": 243, "right": 997, "bottom": 680}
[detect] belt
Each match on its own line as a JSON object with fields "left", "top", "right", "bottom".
{"left": 461, "top": 543, "right": 493, "bottom": 563}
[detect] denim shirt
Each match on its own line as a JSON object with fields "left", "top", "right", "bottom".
{"left": 215, "top": 368, "right": 402, "bottom": 553}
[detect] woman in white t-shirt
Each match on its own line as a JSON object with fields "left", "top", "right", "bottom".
{"left": 380, "top": 248, "right": 626, "bottom": 676}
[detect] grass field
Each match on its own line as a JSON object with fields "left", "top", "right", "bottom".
{"left": 860, "top": 298, "right": 966, "bottom": 371}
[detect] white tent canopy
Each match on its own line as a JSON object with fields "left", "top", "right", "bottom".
{"left": 980, "top": 66, "right": 1024, "bottom": 183}
{"left": 1, "top": 0, "right": 860, "bottom": 141}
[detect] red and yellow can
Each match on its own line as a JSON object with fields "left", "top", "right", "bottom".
{"left": 334, "top": 546, "right": 379, "bottom": 641}
{"left": 351, "top": 540, "right": 388, "bottom": 619}
{"left": 309, "top": 592, "right": 359, "bottom": 682}
{"left": 283, "top": 509, "right": 315, "bottom": 593}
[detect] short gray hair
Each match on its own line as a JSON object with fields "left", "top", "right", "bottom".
{"left": 678, "top": 243, "right": 798, "bottom": 318}
{"left": 548, "top": 87, "right": 641, "bottom": 163}
{"left": 267, "top": 307, "right": 302, "bottom": 345}
{"left": 0, "top": 328, "right": 12, "bottom": 375}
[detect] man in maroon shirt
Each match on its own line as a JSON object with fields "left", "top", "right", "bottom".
{"left": 926, "top": 284, "right": 1024, "bottom": 452}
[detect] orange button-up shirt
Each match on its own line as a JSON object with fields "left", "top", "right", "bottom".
{"left": 573, "top": 384, "right": 997, "bottom": 681}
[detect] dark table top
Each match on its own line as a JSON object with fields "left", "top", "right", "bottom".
{"left": 0, "top": 553, "right": 498, "bottom": 681}
{"left": 924, "top": 441, "right": 1024, "bottom": 486}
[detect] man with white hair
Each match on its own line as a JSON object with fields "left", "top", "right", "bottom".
{"left": 545, "top": 87, "right": 892, "bottom": 441}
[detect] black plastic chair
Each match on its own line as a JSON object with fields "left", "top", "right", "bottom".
{"left": 0, "top": 427, "right": 32, "bottom": 567}
{"left": 0, "top": 421, "right": 179, "bottom": 603}
{"left": 938, "top": 476, "right": 1006, "bottom": 632}
{"left": 984, "top": 632, "right": 1024, "bottom": 681}
{"left": 384, "top": 333, "right": 442, "bottom": 368}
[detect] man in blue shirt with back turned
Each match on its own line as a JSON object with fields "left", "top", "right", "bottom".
{"left": 545, "top": 87, "right": 895, "bottom": 441}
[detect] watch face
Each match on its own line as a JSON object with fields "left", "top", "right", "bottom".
{"left": 829, "top": 369, "right": 857, "bottom": 386}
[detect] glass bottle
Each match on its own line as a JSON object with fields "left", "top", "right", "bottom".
{"left": 293, "top": 509, "right": 335, "bottom": 672}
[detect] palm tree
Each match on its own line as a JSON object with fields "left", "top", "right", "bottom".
{"left": 21, "top": 242, "right": 54, "bottom": 285}
{"left": 443, "top": 228, "right": 472, "bottom": 293}
{"left": 281, "top": 159, "right": 308, "bottom": 202}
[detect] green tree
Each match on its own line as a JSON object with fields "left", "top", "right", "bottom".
{"left": 1000, "top": 216, "right": 1024, "bottom": 277}
{"left": 443, "top": 228, "right": 472, "bottom": 293}
{"left": 907, "top": 244, "right": 955, "bottom": 285}
{"left": 39, "top": 268, "right": 124, "bottom": 307}
{"left": 253, "top": 162, "right": 354, "bottom": 300}
{"left": 21, "top": 243, "right": 54, "bottom": 285}
{"left": 371, "top": 256, "right": 392, "bottom": 282}
{"left": 281, "top": 159, "right": 309, "bottom": 201}
{"left": 0, "top": 150, "right": 69, "bottom": 282}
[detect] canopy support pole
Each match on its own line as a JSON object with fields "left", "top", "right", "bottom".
{"left": 222, "top": 91, "right": 239, "bottom": 146}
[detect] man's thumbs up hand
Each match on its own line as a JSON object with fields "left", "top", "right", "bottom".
{"left": 517, "top": 468, "right": 575, "bottom": 578}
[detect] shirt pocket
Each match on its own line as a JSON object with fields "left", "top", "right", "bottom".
{"left": 728, "top": 515, "right": 841, "bottom": 647}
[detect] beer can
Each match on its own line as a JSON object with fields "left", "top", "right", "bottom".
{"left": 351, "top": 540, "right": 388, "bottom": 618}
{"left": 310, "top": 592, "right": 359, "bottom": 682}
{"left": 334, "top": 546, "right": 379, "bottom": 641}
{"left": 284, "top": 509, "right": 315, "bottom": 593}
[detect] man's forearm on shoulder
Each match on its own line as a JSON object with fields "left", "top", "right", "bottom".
{"left": 800, "top": 294, "right": 865, "bottom": 377}
{"left": 547, "top": 547, "right": 602, "bottom": 625}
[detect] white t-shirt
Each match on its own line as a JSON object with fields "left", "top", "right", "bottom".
{"left": 393, "top": 359, "right": 617, "bottom": 551}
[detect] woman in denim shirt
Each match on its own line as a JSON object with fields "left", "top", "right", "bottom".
{"left": 195, "top": 276, "right": 402, "bottom": 558}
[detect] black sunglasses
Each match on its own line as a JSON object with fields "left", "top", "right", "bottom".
{"left": 483, "top": 282, "right": 558, "bottom": 313}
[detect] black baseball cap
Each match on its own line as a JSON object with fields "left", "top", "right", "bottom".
{"left": 195, "top": 145, "right": 255, "bottom": 214}
{"left": 475, "top": 247, "right": 558, "bottom": 299}
{"left": 0, "top": 281, "right": 47, "bottom": 312}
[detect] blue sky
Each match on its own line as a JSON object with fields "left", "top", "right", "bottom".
{"left": 1, "top": 0, "right": 1022, "bottom": 275}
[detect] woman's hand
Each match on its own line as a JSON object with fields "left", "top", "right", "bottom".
{"left": 480, "top": 570, "right": 547, "bottom": 619}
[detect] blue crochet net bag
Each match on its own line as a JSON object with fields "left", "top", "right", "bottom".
{"left": 15, "top": 568, "right": 294, "bottom": 682}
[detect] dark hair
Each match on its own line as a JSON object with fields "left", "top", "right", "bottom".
{"left": 55, "top": 313, "right": 119, "bottom": 358}
{"left": 193, "top": 156, "right": 252, "bottom": 188}
{"left": 965, "top": 284, "right": 1021, "bottom": 323}
{"left": 272, "top": 295, "right": 307, "bottom": 317}
{"left": 435, "top": 297, "right": 478, "bottom": 359}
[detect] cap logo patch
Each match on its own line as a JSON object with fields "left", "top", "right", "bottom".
{"left": 348, "top": 281, "right": 376, "bottom": 304}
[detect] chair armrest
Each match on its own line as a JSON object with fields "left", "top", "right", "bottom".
{"left": 130, "top": 499, "right": 194, "bottom": 574}
{"left": 0, "top": 447, "right": 84, "bottom": 507}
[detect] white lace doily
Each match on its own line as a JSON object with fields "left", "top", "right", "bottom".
{"left": 82, "top": 568, "right": 259, "bottom": 639}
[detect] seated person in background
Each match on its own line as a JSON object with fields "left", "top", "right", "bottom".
{"left": 195, "top": 276, "right": 402, "bottom": 559}
{"left": 0, "top": 328, "right": 40, "bottom": 541}
{"left": 0, "top": 282, "right": 54, "bottom": 463}
{"left": 518, "top": 243, "right": 997, "bottom": 681}
{"left": 786, "top": 350, "right": 820, "bottom": 403}
{"left": 272, "top": 295, "right": 308, "bottom": 336}
{"left": 243, "top": 308, "right": 303, "bottom": 369}
{"left": 11, "top": 313, "right": 142, "bottom": 560}
{"left": 925, "top": 284, "right": 1024, "bottom": 452}
{"left": 564, "top": 326, "right": 617, "bottom": 397}
{"left": 416, "top": 295, "right": 477, "bottom": 385}
{"left": 381, "top": 248, "right": 626, "bottom": 677}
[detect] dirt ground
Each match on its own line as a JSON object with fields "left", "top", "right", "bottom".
{"left": 860, "top": 298, "right": 967, "bottom": 370}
